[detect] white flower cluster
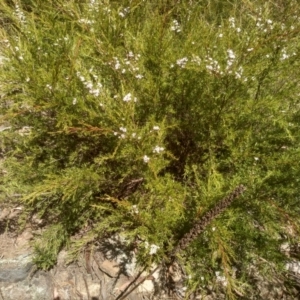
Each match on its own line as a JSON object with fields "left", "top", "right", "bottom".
{"left": 114, "top": 57, "right": 121, "bottom": 70}
{"left": 215, "top": 271, "right": 228, "bottom": 287}
{"left": 131, "top": 205, "right": 139, "bottom": 214}
{"left": 228, "top": 17, "right": 241, "bottom": 33}
{"left": 123, "top": 93, "right": 131, "bottom": 102}
{"left": 144, "top": 242, "right": 160, "bottom": 255}
{"left": 256, "top": 17, "right": 274, "bottom": 32}
{"left": 234, "top": 66, "right": 243, "bottom": 79}
{"left": 143, "top": 155, "right": 150, "bottom": 163}
{"left": 142, "top": 126, "right": 164, "bottom": 163}
{"left": 119, "top": 7, "right": 130, "bottom": 18}
{"left": 88, "top": 0, "right": 100, "bottom": 12}
{"left": 118, "top": 126, "right": 126, "bottom": 139}
{"left": 53, "top": 36, "right": 70, "bottom": 47}
{"left": 76, "top": 71, "right": 102, "bottom": 97}
{"left": 229, "top": 17, "right": 235, "bottom": 28}
{"left": 15, "top": 4, "right": 26, "bottom": 24}
{"left": 153, "top": 145, "right": 164, "bottom": 154}
{"left": 123, "top": 93, "right": 137, "bottom": 102}
{"left": 226, "top": 49, "right": 236, "bottom": 68}
{"left": 102, "top": 6, "right": 111, "bottom": 14}
{"left": 113, "top": 52, "right": 143, "bottom": 78}
{"left": 280, "top": 48, "right": 296, "bottom": 61}
{"left": 46, "top": 84, "right": 52, "bottom": 90}
{"left": 205, "top": 55, "right": 222, "bottom": 75}
{"left": 176, "top": 57, "right": 188, "bottom": 68}
{"left": 171, "top": 20, "right": 181, "bottom": 32}
{"left": 114, "top": 126, "right": 141, "bottom": 140}
{"left": 14, "top": 46, "right": 24, "bottom": 61}
{"left": 78, "top": 18, "right": 95, "bottom": 25}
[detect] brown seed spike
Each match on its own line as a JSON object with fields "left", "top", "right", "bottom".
{"left": 172, "top": 185, "right": 246, "bottom": 255}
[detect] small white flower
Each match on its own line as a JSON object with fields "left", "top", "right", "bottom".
{"left": 135, "top": 74, "right": 144, "bottom": 79}
{"left": 153, "top": 126, "right": 160, "bottom": 131}
{"left": 281, "top": 49, "right": 289, "bottom": 60}
{"left": 26, "top": 77, "right": 30, "bottom": 82}
{"left": 149, "top": 244, "right": 160, "bottom": 255}
{"left": 15, "top": 4, "right": 26, "bottom": 23}
{"left": 132, "top": 205, "right": 139, "bottom": 214}
{"left": 119, "top": 133, "right": 126, "bottom": 139}
{"left": 46, "top": 84, "right": 52, "bottom": 90}
{"left": 143, "top": 155, "right": 150, "bottom": 163}
{"left": 218, "top": 33, "right": 223, "bottom": 38}
{"left": 212, "top": 227, "right": 216, "bottom": 231}
{"left": 247, "top": 48, "right": 254, "bottom": 52}
{"left": 90, "top": 88, "right": 100, "bottom": 97}
{"left": 132, "top": 133, "right": 136, "bottom": 138}
{"left": 215, "top": 271, "right": 227, "bottom": 286}
{"left": 153, "top": 146, "right": 164, "bottom": 153}
{"left": 85, "top": 81, "right": 93, "bottom": 89}
{"left": 119, "top": 127, "right": 127, "bottom": 132}
{"left": 115, "top": 61, "right": 121, "bottom": 69}
{"left": 227, "top": 49, "right": 236, "bottom": 60}
{"left": 73, "top": 98, "right": 77, "bottom": 105}
{"left": 176, "top": 57, "right": 188, "bottom": 68}
{"left": 123, "top": 93, "right": 132, "bottom": 102}
{"left": 235, "top": 66, "right": 243, "bottom": 79}
{"left": 236, "top": 27, "right": 241, "bottom": 33}
{"left": 229, "top": 17, "right": 235, "bottom": 28}
{"left": 254, "top": 157, "right": 259, "bottom": 161}
{"left": 235, "top": 72, "right": 242, "bottom": 79}
{"left": 171, "top": 20, "right": 181, "bottom": 32}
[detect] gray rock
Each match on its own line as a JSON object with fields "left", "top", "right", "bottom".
{"left": 0, "top": 257, "right": 33, "bottom": 282}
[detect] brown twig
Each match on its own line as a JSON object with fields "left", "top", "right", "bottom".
{"left": 172, "top": 184, "right": 246, "bottom": 256}
{"left": 115, "top": 265, "right": 149, "bottom": 300}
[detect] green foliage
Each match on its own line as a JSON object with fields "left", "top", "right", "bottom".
{"left": 33, "top": 223, "right": 68, "bottom": 270}
{"left": 1, "top": 0, "right": 300, "bottom": 297}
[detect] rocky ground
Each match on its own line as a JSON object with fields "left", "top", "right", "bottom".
{"left": 0, "top": 205, "right": 160, "bottom": 300}
{"left": 1, "top": 204, "right": 300, "bottom": 300}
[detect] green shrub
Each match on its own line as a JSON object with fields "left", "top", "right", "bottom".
{"left": 1, "top": 0, "right": 300, "bottom": 298}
